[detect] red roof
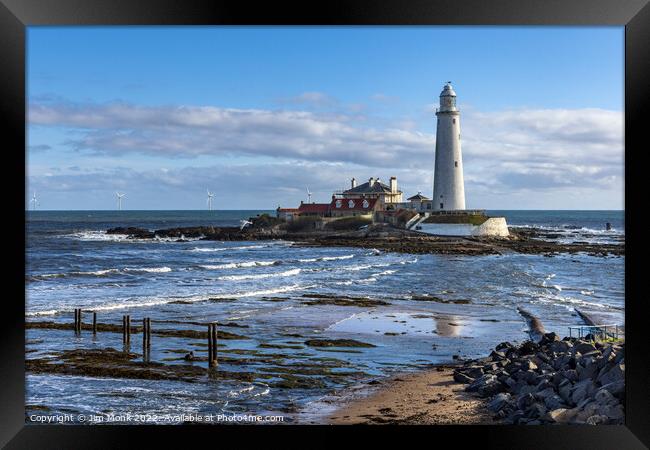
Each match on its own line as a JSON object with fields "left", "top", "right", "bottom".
{"left": 298, "top": 203, "right": 330, "bottom": 214}
{"left": 330, "top": 197, "right": 378, "bottom": 211}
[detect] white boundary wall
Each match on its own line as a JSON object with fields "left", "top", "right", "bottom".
{"left": 418, "top": 217, "right": 509, "bottom": 237}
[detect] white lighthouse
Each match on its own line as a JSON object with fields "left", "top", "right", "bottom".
{"left": 432, "top": 82, "right": 466, "bottom": 211}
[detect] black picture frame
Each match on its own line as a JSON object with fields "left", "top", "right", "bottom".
{"left": 2, "top": 0, "right": 648, "bottom": 447}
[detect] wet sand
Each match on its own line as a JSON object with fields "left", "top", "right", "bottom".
{"left": 327, "top": 367, "right": 497, "bottom": 425}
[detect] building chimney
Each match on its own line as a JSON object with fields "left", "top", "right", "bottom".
{"left": 351, "top": 177, "right": 357, "bottom": 189}
{"left": 369, "top": 177, "right": 375, "bottom": 187}
{"left": 390, "top": 176, "right": 397, "bottom": 193}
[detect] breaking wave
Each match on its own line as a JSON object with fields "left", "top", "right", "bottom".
{"left": 217, "top": 268, "right": 301, "bottom": 281}
{"left": 198, "top": 261, "right": 278, "bottom": 270}
{"left": 29, "top": 266, "right": 172, "bottom": 280}
{"left": 189, "top": 245, "right": 267, "bottom": 252}
{"left": 297, "top": 254, "right": 355, "bottom": 263}
{"left": 25, "top": 283, "right": 314, "bottom": 316}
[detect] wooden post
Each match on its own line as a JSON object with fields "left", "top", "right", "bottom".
{"left": 212, "top": 323, "right": 218, "bottom": 366}
{"left": 143, "top": 317, "right": 147, "bottom": 350}
{"left": 92, "top": 312, "right": 97, "bottom": 335}
{"left": 147, "top": 318, "right": 151, "bottom": 347}
{"left": 210, "top": 323, "right": 218, "bottom": 367}
{"left": 126, "top": 315, "right": 131, "bottom": 344}
{"left": 74, "top": 308, "right": 81, "bottom": 334}
{"left": 122, "top": 315, "right": 126, "bottom": 343}
{"left": 207, "top": 324, "right": 214, "bottom": 368}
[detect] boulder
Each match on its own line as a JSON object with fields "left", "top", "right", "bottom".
{"left": 546, "top": 407, "right": 577, "bottom": 424}
{"left": 467, "top": 374, "right": 504, "bottom": 397}
{"left": 453, "top": 371, "right": 474, "bottom": 384}
{"left": 534, "top": 387, "right": 556, "bottom": 400}
{"left": 459, "top": 365, "right": 484, "bottom": 379}
{"left": 519, "top": 341, "right": 540, "bottom": 355}
{"left": 522, "top": 370, "right": 538, "bottom": 384}
{"left": 577, "top": 360, "right": 599, "bottom": 381}
{"left": 613, "top": 348, "right": 625, "bottom": 364}
{"left": 558, "top": 379, "right": 573, "bottom": 403}
{"left": 534, "top": 380, "right": 553, "bottom": 394}
{"left": 581, "top": 350, "right": 601, "bottom": 359}
{"left": 495, "top": 341, "right": 513, "bottom": 351}
{"left": 594, "top": 388, "right": 618, "bottom": 406}
{"left": 598, "top": 380, "right": 625, "bottom": 400}
{"left": 570, "top": 379, "right": 596, "bottom": 405}
{"left": 586, "top": 415, "right": 610, "bottom": 425}
{"left": 597, "top": 363, "right": 624, "bottom": 386}
{"left": 478, "top": 380, "right": 505, "bottom": 397}
{"left": 525, "top": 402, "right": 547, "bottom": 419}
{"left": 521, "top": 360, "right": 538, "bottom": 372}
{"left": 550, "top": 340, "right": 571, "bottom": 354}
{"left": 541, "top": 332, "right": 560, "bottom": 344}
{"left": 534, "top": 351, "right": 550, "bottom": 364}
{"left": 599, "top": 403, "right": 624, "bottom": 423}
{"left": 573, "top": 342, "right": 597, "bottom": 355}
{"left": 517, "top": 393, "right": 536, "bottom": 411}
{"left": 487, "top": 392, "right": 512, "bottom": 413}
{"left": 575, "top": 401, "right": 600, "bottom": 422}
{"left": 562, "top": 369, "right": 579, "bottom": 382}
{"left": 543, "top": 394, "right": 566, "bottom": 411}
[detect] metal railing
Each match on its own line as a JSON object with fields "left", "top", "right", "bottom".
{"left": 428, "top": 209, "right": 486, "bottom": 216}
{"left": 567, "top": 324, "right": 621, "bottom": 341}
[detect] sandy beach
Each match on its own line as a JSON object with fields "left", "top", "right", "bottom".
{"left": 327, "top": 367, "right": 496, "bottom": 425}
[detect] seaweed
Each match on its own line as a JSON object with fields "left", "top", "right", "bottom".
{"left": 305, "top": 339, "right": 376, "bottom": 348}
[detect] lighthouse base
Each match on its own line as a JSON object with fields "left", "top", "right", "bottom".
{"left": 417, "top": 217, "right": 510, "bottom": 237}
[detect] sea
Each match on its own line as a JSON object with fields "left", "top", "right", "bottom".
{"left": 25, "top": 210, "right": 625, "bottom": 423}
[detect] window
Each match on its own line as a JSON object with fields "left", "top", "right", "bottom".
{"left": 455, "top": 161, "right": 458, "bottom": 167}
{"left": 440, "top": 203, "right": 444, "bottom": 209}
{"left": 452, "top": 118, "right": 456, "bottom": 124}
{"left": 427, "top": 203, "right": 431, "bottom": 209}
{"left": 458, "top": 133, "right": 461, "bottom": 140}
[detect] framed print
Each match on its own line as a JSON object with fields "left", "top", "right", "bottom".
{"left": 2, "top": 0, "right": 649, "bottom": 447}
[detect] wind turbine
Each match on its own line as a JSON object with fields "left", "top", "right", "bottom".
{"left": 30, "top": 192, "right": 38, "bottom": 210}
{"left": 116, "top": 192, "right": 126, "bottom": 211}
{"left": 207, "top": 189, "right": 214, "bottom": 211}
{"left": 306, "top": 187, "right": 312, "bottom": 203}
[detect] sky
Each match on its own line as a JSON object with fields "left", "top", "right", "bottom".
{"left": 26, "top": 26, "right": 624, "bottom": 210}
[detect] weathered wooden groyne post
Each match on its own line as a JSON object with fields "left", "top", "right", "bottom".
{"left": 147, "top": 318, "right": 151, "bottom": 348}
{"left": 73, "top": 308, "right": 82, "bottom": 335}
{"left": 207, "top": 323, "right": 218, "bottom": 368}
{"left": 92, "top": 312, "right": 97, "bottom": 335}
{"left": 142, "top": 317, "right": 151, "bottom": 360}
{"left": 122, "top": 315, "right": 131, "bottom": 344}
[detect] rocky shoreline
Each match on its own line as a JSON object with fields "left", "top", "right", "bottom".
{"left": 325, "top": 334, "right": 625, "bottom": 426}
{"left": 453, "top": 334, "right": 625, "bottom": 425}
{"left": 106, "top": 223, "right": 624, "bottom": 257}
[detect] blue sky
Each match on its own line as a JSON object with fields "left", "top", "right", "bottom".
{"left": 27, "top": 26, "right": 624, "bottom": 210}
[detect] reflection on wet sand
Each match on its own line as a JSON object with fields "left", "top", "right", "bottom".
{"left": 435, "top": 315, "right": 463, "bottom": 337}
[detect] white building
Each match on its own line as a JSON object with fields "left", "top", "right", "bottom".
{"left": 432, "top": 82, "right": 466, "bottom": 211}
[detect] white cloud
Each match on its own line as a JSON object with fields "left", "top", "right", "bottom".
{"left": 28, "top": 99, "right": 624, "bottom": 208}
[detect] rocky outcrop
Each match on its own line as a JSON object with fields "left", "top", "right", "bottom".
{"left": 453, "top": 334, "right": 625, "bottom": 425}
{"left": 105, "top": 222, "right": 624, "bottom": 257}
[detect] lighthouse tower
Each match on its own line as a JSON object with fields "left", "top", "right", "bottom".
{"left": 432, "top": 82, "right": 466, "bottom": 211}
